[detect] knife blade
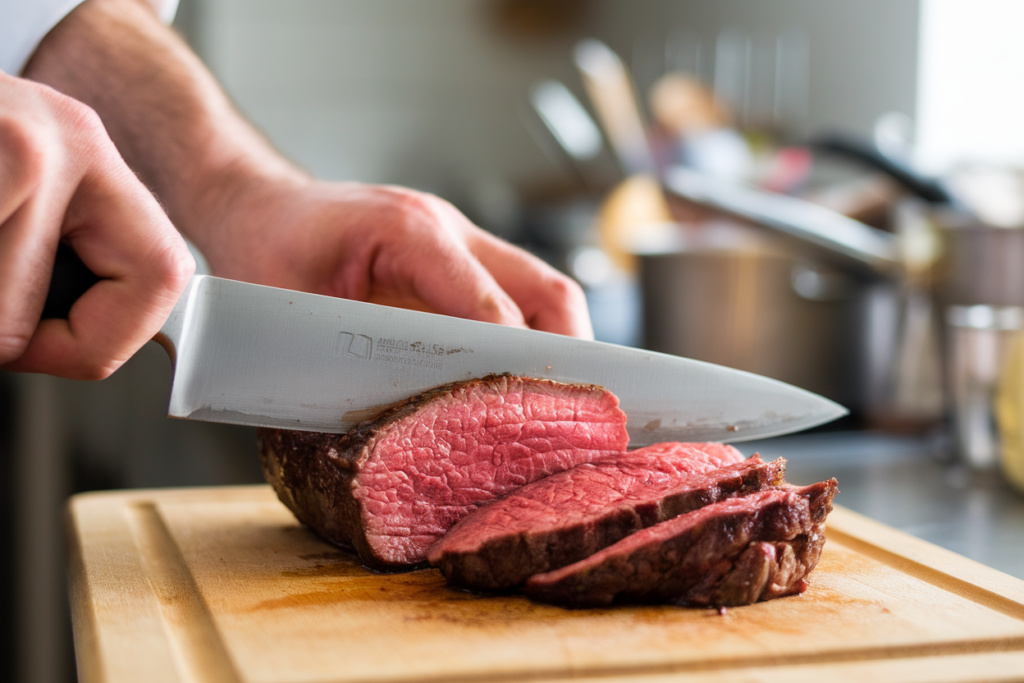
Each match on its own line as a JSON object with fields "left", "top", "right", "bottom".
{"left": 152, "top": 274, "right": 846, "bottom": 445}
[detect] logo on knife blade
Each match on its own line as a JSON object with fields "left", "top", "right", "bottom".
{"left": 335, "top": 332, "right": 373, "bottom": 360}
{"left": 372, "top": 336, "right": 466, "bottom": 370}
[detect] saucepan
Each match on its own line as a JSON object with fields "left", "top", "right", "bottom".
{"left": 648, "top": 170, "right": 940, "bottom": 424}
{"left": 633, "top": 222, "right": 864, "bottom": 408}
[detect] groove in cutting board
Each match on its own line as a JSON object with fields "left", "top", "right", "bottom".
{"left": 825, "top": 527, "right": 1024, "bottom": 622}
{"left": 126, "top": 502, "right": 242, "bottom": 683}
{"left": 233, "top": 632, "right": 1024, "bottom": 683}
{"left": 282, "top": 638, "right": 1024, "bottom": 683}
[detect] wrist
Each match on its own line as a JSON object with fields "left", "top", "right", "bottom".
{"left": 21, "top": 0, "right": 311, "bottom": 277}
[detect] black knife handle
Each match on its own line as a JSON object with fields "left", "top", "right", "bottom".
{"left": 41, "top": 243, "right": 101, "bottom": 320}
{"left": 809, "top": 133, "right": 955, "bottom": 205}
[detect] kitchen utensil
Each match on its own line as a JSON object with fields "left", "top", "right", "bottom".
{"left": 574, "top": 38, "right": 657, "bottom": 177}
{"left": 44, "top": 249, "right": 844, "bottom": 444}
{"left": 524, "top": 79, "right": 615, "bottom": 198}
{"left": 529, "top": 79, "right": 603, "bottom": 164}
{"left": 940, "top": 216, "right": 1024, "bottom": 466}
{"left": 782, "top": 131, "right": 960, "bottom": 428}
{"left": 69, "top": 485, "right": 1024, "bottom": 683}
{"left": 565, "top": 58, "right": 896, "bottom": 412}
{"left": 810, "top": 133, "right": 956, "bottom": 206}
{"left": 663, "top": 166, "right": 900, "bottom": 276}
{"left": 948, "top": 305, "right": 1024, "bottom": 470}
{"left": 568, "top": 41, "right": 894, "bottom": 408}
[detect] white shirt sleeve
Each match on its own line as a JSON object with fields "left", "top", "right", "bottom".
{"left": 0, "top": 0, "right": 180, "bottom": 76}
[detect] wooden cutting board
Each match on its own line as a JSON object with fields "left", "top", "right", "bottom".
{"left": 67, "top": 485, "right": 1024, "bottom": 683}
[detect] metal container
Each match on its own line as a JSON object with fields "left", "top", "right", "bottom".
{"left": 946, "top": 305, "right": 1024, "bottom": 469}
{"left": 652, "top": 169, "right": 925, "bottom": 420}
{"left": 939, "top": 219, "right": 1024, "bottom": 308}
{"left": 938, "top": 216, "right": 1024, "bottom": 469}
{"left": 638, "top": 243, "right": 862, "bottom": 407}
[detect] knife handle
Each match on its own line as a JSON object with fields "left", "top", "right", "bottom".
{"left": 42, "top": 243, "right": 101, "bottom": 320}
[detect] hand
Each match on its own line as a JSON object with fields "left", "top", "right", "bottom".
{"left": 0, "top": 73, "right": 194, "bottom": 379}
{"left": 20, "top": 0, "right": 591, "bottom": 339}
{"left": 197, "top": 178, "right": 594, "bottom": 338}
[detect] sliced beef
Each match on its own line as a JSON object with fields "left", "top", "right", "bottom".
{"left": 429, "top": 446, "right": 784, "bottom": 591}
{"left": 523, "top": 478, "right": 838, "bottom": 608}
{"left": 258, "top": 375, "right": 629, "bottom": 569}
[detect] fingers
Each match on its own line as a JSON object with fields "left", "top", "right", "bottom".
{"left": 453, "top": 209, "right": 594, "bottom": 339}
{"left": 197, "top": 178, "right": 590, "bottom": 339}
{"left": 16, "top": 172, "right": 194, "bottom": 379}
{"left": 383, "top": 192, "right": 592, "bottom": 337}
{"left": 0, "top": 100, "right": 73, "bottom": 365}
{"left": 0, "top": 200, "right": 58, "bottom": 366}
{"left": 305, "top": 185, "right": 590, "bottom": 337}
{"left": 0, "top": 77, "right": 194, "bottom": 379}
{"left": 364, "top": 192, "right": 528, "bottom": 329}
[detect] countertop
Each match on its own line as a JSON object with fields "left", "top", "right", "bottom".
{"left": 739, "top": 431, "right": 1024, "bottom": 580}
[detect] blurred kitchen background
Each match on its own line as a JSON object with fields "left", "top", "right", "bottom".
{"left": 7, "top": 0, "right": 1024, "bottom": 681}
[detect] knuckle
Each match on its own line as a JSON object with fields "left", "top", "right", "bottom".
{"left": 371, "top": 186, "right": 465, "bottom": 246}
{"left": 0, "top": 114, "right": 49, "bottom": 188}
{"left": 167, "top": 241, "right": 197, "bottom": 282}
{"left": 59, "top": 98, "right": 105, "bottom": 138}
{"left": 153, "top": 240, "right": 196, "bottom": 293}
{"left": 546, "top": 271, "right": 586, "bottom": 303}
{"left": 392, "top": 190, "right": 444, "bottom": 228}
{"left": 0, "top": 89, "right": 112, "bottom": 189}
{"left": 46, "top": 95, "right": 115, "bottom": 162}
{"left": 481, "top": 298, "right": 509, "bottom": 323}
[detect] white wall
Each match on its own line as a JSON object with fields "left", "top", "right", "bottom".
{"left": 917, "top": 0, "right": 1024, "bottom": 172}
{"left": 179, "top": 0, "right": 589, "bottom": 201}
{"left": 176, "top": 0, "right": 920, "bottom": 204}
{"left": 590, "top": 0, "right": 920, "bottom": 140}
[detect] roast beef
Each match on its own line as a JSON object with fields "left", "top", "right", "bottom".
{"left": 429, "top": 445, "right": 786, "bottom": 591}
{"left": 523, "top": 478, "right": 838, "bottom": 608}
{"left": 258, "top": 375, "right": 630, "bottom": 569}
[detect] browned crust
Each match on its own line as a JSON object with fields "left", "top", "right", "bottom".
{"left": 257, "top": 428, "right": 374, "bottom": 561}
{"left": 258, "top": 374, "right": 619, "bottom": 571}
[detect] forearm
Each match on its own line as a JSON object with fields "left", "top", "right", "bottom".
{"left": 20, "top": 0, "right": 593, "bottom": 336}
{"left": 22, "top": 0, "right": 305, "bottom": 265}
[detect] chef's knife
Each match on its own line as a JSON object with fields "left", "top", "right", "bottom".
{"left": 45, "top": 245, "right": 846, "bottom": 445}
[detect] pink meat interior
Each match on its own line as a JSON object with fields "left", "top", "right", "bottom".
{"left": 428, "top": 442, "right": 746, "bottom": 559}
{"left": 352, "top": 379, "right": 629, "bottom": 564}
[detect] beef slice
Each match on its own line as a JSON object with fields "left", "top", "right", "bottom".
{"left": 429, "top": 446, "right": 784, "bottom": 591}
{"left": 524, "top": 478, "right": 838, "bottom": 608}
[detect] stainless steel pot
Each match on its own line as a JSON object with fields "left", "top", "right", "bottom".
{"left": 633, "top": 205, "right": 950, "bottom": 425}
{"left": 637, "top": 239, "right": 863, "bottom": 409}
